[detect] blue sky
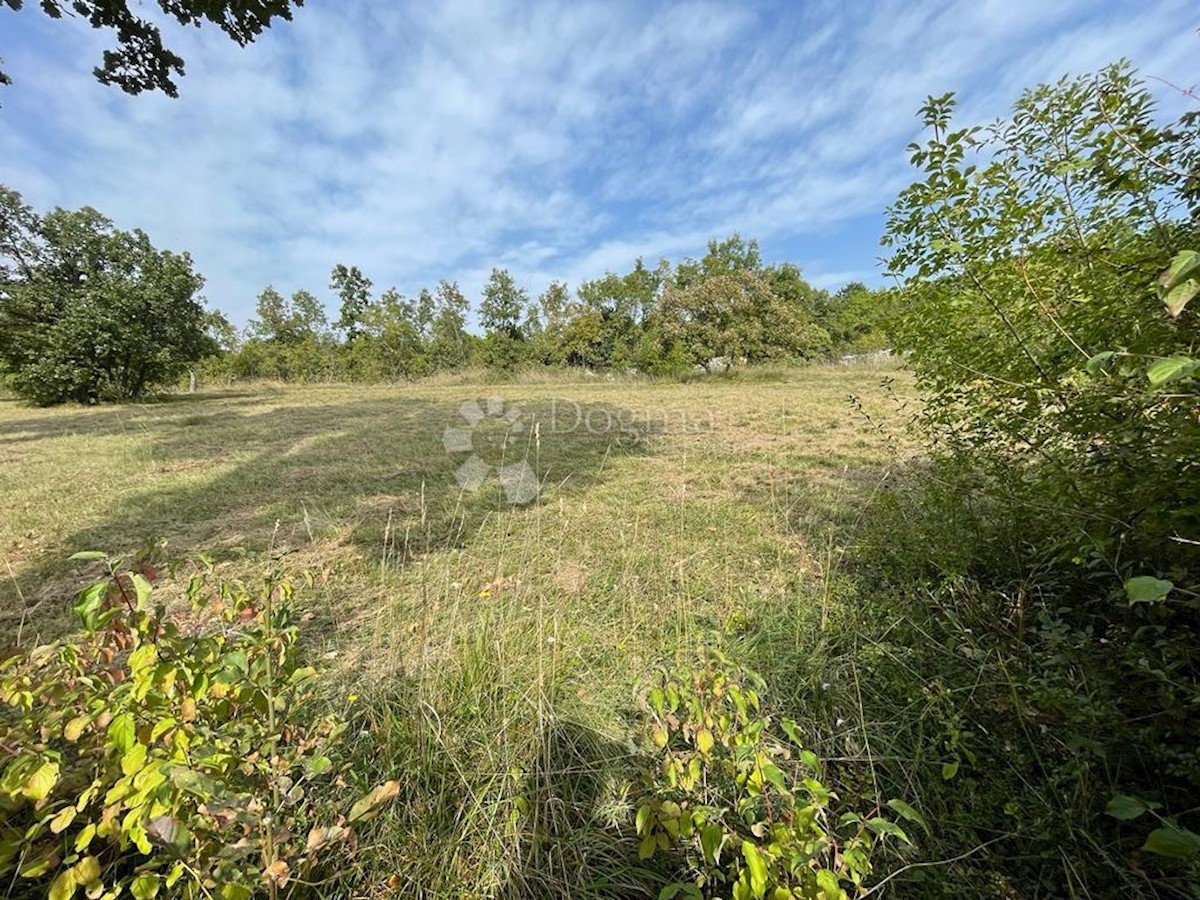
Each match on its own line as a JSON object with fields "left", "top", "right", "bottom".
{"left": 1, "top": 0, "right": 1197, "bottom": 327}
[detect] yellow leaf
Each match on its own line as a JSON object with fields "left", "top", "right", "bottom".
{"left": 696, "top": 728, "right": 714, "bottom": 755}
{"left": 49, "top": 805, "right": 77, "bottom": 834}
{"left": 64, "top": 715, "right": 90, "bottom": 743}
{"left": 24, "top": 761, "right": 60, "bottom": 802}
{"left": 73, "top": 856, "right": 101, "bottom": 884}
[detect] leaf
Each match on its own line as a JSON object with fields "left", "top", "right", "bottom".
{"left": 779, "top": 718, "right": 804, "bottom": 747}
{"left": 49, "top": 870, "right": 77, "bottom": 900}
{"left": 129, "top": 873, "right": 160, "bottom": 900}
{"left": 658, "top": 884, "right": 703, "bottom": 900}
{"left": 1125, "top": 576, "right": 1173, "bottom": 605}
{"left": 635, "top": 804, "right": 652, "bottom": 837}
{"left": 1084, "top": 351, "right": 1115, "bottom": 374}
{"left": 73, "top": 857, "right": 101, "bottom": 884}
{"left": 1157, "top": 250, "right": 1200, "bottom": 293}
{"left": 696, "top": 728, "right": 714, "bottom": 755}
{"left": 866, "top": 817, "right": 911, "bottom": 844}
{"left": 1106, "top": 794, "right": 1150, "bottom": 820}
{"left": 306, "top": 824, "right": 346, "bottom": 853}
{"left": 348, "top": 780, "right": 400, "bottom": 823}
{"left": 108, "top": 713, "right": 136, "bottom": 753}
{"left": 74, "top": 823, "right": 97, "bottom": 853}
{"left": 73, "top": 582, "right": 108, "bottom": 631}
{"left": 1142, "top": 825, "right": 1200, "bottom": 859}
{"left": 24, "top": 760, "right": 60, "bottom": 801}
{"left": 1146, "top": 356, "right": 1199, "bottom": 386}
{"left": 742, "top": 842, "right": 767, "bottom": 896}
{"left": 941, "top": 760, "right": 960, "bottom": 781}
{"left": 49, "top": 805, "right": 77, "bottom": 834}
{"left": 64, "top": 715, "right": 90, "bottom": 742}
{"left": 69, "top": 551, "right": 109, "bottom": 562}
{"left": 887, "top": 798, "right": 928, "bottom": 833}
{"left": 637, "top": 833, "right": 657, "bottom": 860}
{"left": 815, "top": 869, "right": 842, "bottom": 898}
{"left": 130, "top": 573, "right": 153, "bottom": 609}
{"left": 701, "top": 823, "right": 723, "bottom": 864}
{"left": 127, "top": 643, "right": 158, "bottom": 675}
{"left": 1163, "top": 279, "right": 1199, "bottom": 318}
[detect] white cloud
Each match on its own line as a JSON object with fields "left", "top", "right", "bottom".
{"left": 1, "top": 0, "right": 1196, "bottom": 325}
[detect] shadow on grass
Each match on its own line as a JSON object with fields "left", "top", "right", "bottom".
{"left": 3, "top": 391, "right": 659, "bottom": 631}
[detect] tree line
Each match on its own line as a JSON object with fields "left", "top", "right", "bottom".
{"left": 206, "top": 235, "right": 892, "bottom": 384}
{"left": 0, "top": 186, "right": 892, "bottom": 404}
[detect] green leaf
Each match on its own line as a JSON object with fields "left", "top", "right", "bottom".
{"left": 887, "top": 798, "right": 929, "bottom": 833}
{"left": 130, "top": 872, "right": 161, "bottom": 899}
{"left": 1105, "top": 794, "right": 1150, "bottom": 820}
{"left": 779, "top": 717, "right": 804, "bottom": 747}
{"left": 74, "top": 824, "right": 97, "bottom": 853}
{"left": 127, "top": 643, "right": 158, "bottom": 675}
{"left": 73, "top": 856, "right": 101, "bottom": 884}
{"left": 1158, "top": 249, "right": 1200, "bottom": 293}
{"left": 815, "top": 869, "right": 841, "bottom": 897}
{"left": 64, "top": 715, "right": 90, "bottom": 742}
{"left": 658, "top": 884, "right": 703, "bottom": 900}
{"left": 742, "top": 842, "right": 768, "bottom": 897}
{"left": 1146, "top": 356, "right": 1198, "bottom": 386}
{"left": 1125, "top": 576, "right": 1173, "bottom": 605}
{"left": 866, "top": 817, "right": 911, "bottom": 844}
{"left": 635, "top": 804, "right": 652, "bottom": 837}
{"left": 121, "top": 742, "right": 148, "bottom": 777}
{"left": 941, "top": 760, "right": 960, "bottom": 780}
{"left": 701, "top": 823, "right": 723, "bottom": 865}
{"left": 73, "top": 582, "right": 108, "bottom": 631}
{"left": 1084, "top": 351, "right": 1115, "bottom": 374}
{"left": 1142, "top": 825, "right": 1200, "bottom": 859}
{"left": 637, "top": 833, "right": 657, "bottom": 860}
{"left": 130, "top": 573, "right": 153, "bottom": 609}
{"left": 108, "top": 713, "right": 137, "bottom": 753}
{"left": 1163, "top": 279, "right": 1199, "bottom": 318}
{"left": 49, "top": 805, "right": 77, "bottom": 834}
{"left": 49, "top": 870, "right": 77, "bottom": 900}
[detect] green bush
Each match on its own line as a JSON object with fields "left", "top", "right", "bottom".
{"left": 0, "top": 552, "right": 396, "bottom": 899}
{"left": 634, "top": 651, "right": 918, "bottom": 899}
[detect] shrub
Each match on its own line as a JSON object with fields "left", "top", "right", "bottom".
{"left": 0, "top": 551, "right": 396, "bottom": 899}
{"left": 634, "top": 650, "right": 919, "bottom": 899}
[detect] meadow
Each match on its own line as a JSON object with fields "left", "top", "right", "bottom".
{"left": 1, "top": 364, "right": 920, "bottom": 895}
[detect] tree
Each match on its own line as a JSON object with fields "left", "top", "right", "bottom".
{"left": 676, "top": 234, "right": 761, "bottom": 288}
{"left": 479, "top": 268, "right": 528, "bottom": 369}
{"left": 479, "top": 268, "right": 527, "bottom": 339}
{"left": 330, "top": 264, "right": 373, "bottom": 341}
{"left": 654, "top": 270, "right": 830, "bottom": 365}
{"left": 429, "top": 280, "right": 470, "bottom": 370}
{"left": 0, "top": 0, "right": 303, "bottom": 95}
{"left": 882, "top": 61, "right": 1200, "bottom": 571}
{"left": 0, "top": 186, "right": 211, "bottom": 404}
{"left": 248, "top": 286, "right": 327, "bottom": 345}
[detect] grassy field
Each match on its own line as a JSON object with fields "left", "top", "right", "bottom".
{"left": 1, "top": 364, "right": 919, "bottom": 895}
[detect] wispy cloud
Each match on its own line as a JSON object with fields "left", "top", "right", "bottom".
{"left": 1, "top": 0, "right": 1196, "bottom": 324}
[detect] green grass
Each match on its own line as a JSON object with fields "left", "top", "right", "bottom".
{"left": 1, "top": 364, "right": 922, "bottom": 895}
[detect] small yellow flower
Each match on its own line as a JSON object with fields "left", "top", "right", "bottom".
{"left": 347, "top": 694, "right": 358, "bottom": 704}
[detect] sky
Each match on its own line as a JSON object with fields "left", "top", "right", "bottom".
{"left": 1, "top": 0, "right": 1197, "bottom": 328}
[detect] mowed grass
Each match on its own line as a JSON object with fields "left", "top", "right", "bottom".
{"left": 0, "top": 363, "right": 914, "bottom": 896}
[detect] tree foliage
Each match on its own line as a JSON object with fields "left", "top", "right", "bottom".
{"left": 0, "top": 0, "right": 303, "bottom": 95}
{"left": 0, "top": 186, "right": 212, "bottom": 405}
{"left": 883, "top": 62, "right": 1200, "bottom": 566}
